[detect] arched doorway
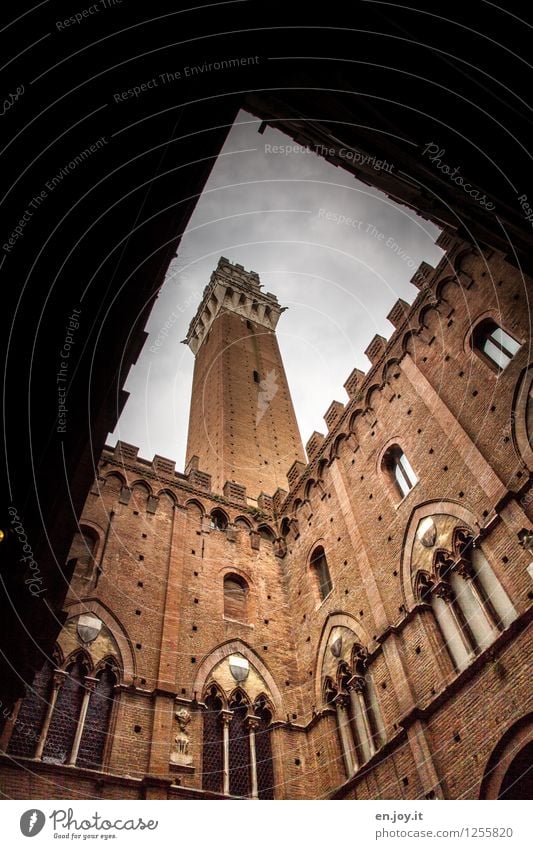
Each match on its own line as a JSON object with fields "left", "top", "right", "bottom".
{"left": 498, "top": 741, "right": 533, "bottom": 800}
{"left": 480, "top": 714, "right": 533, "bottom": 799}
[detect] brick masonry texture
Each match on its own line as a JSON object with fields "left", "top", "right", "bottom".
{"left": 1, "top": 238, "right": 532, "bottom": 800}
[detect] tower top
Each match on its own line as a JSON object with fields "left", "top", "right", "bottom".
{"left": 184, "top": 257, "right": 285, "bottom": 354}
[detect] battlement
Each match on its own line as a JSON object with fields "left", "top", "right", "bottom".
{"left": 184, "top": 257, "right": 285, "bottom": 355}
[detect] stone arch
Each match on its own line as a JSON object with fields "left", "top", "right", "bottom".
{"left": 364, "top": 383, "right": 382, "bottom": 411}
{"left": 156, "top": 488, "right": 179, "bottom": 506}
{"left": 234, "top": 515, "right": 252, "bottom": 531}
{"left": 453, "top": 246, "right": 478, "bottom": 276}
{"left": 62, "top": 598, "right": 136, "bottom": 685}
{"left": 63, "top": 647, "right": 94, "bottom": 674}
{"left": 210, "top": 507, "right": 229, "bottom": 530}
{"left": 257, "top": 523, "right": 276, "bottom": 542}
{"left": 102, "top": 471, "right": 127, "bottom": 491}
{"left": 193, "top": 640, "right": 283, "bottom": 715}
{"left": 381, "top": 357, "right": 401, "bottom": 385}
{"left": 304, "top": 478, "right": 316, "bottom": 500}
{"left": 130, "top": 479, "right": 153, "bottom": 494}
{"left": 314, "top": 612, "right": 370, "bottom": 707}
{"left": 347, "top": 408, "right": 365, "bottom": 442}
{"left": 202, "top": 679, "right": 227, "bottom": 709}
{"left": 435, "top": 274, "right": 460, "bottom": 303}
{"left": 228, "top": 686, "right": 252, "bottom": 707}
{"left": 329, "top": 433, "right": 348, "bottom": 462}
{"left": 185, "top": 499, "right": 205, "bottom": 523}
{"left": 254, "top": 691, "right": 275, "bottom": 717}
{"left": 400, "top": 500, "right": 481, "bottom": 609}
{"left": 417, "top": 303, "right": 443, "bottom": 341}
{"left": 479, "top": 713, "right": 533, "bottom": 799}
{"left": 401, "top": 328, "right": 420, "bottom": 357}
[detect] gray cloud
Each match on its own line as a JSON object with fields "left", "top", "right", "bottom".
{"left": 109, "top": 112, "right": 443, "bottom": 467}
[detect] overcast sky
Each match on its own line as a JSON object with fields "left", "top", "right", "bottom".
{"left": 108, "top": 111, "right": 444, "bottom": 467}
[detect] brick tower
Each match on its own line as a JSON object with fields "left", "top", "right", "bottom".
{"left": 184, "top": 257, "right": 305, "bottom": 500}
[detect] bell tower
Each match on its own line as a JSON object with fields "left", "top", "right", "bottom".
{"left": 184, "top": 257, "right": 305, "bottom": 500}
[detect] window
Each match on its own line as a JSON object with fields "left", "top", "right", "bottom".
{"left": 201, "top": 685, "right": 275, "bottom": 798}
{"left": 210, "top": 509, "right": 228, "bottom": 531}
{"left": 224, "top": 574, "right": 249, "bottom": 622}
{"left": 472, "top": 319, "right": 520, "bottom": 371}
{"left": 253, "top": 370, "right": 260, "bottom": 383}
{"left": 325, "top": 648, "right": 385, "bottom": 778}
{"left": 383, "top": 445, "right": 417, "bottom": 499}
{"left": 76, "top": 663, "right": 117, "bottom": 769}
{"left": 415, "top": 528, "right": 516, "bottom": 673}
{"left": 202, "top": 687, "right": 224, "bottom": 793}
{"left": 7, "top": 650, "right": 117, "bottom": 771}
{"left": 7, "top": 657, "right": 55, "bottom": 758}
{"left": 228, "top": 692, "right": 250, "bottom": 797}
{"left": 310, "top": 546, "right": 333, "bottom": 601}
{"left": 254, "top": 696, "right": 275, "bottom": 799}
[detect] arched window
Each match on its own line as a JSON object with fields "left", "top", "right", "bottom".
{"left": 7, "top": 656, "right": 55, "bottom": 758}
{"left": 7, "top": 650, "right": 118, "bottom": 771}
{"left": 310, "top": 546, "right": 333, "bottom": 601}
{"left": 280, "top": 517, "right": 291, "bottom": 538}
{"left": 201, "top": 684, "right": 276, "bottom": 798}
{"left": 415, "top": 530, "right": 516, "bottom": 673}
{"left": 210, "top": 509, "right": 228, "bottom": 531}
{"left": 42, "top": 654, "right": 88, "bottom": 764}
{"left": 223, "top": 574, "right": 249, "bottom": 622}
{"left": 202, "top": 686, "right": 224, "bottom": 793}
{"left": 254, "top": 696, "right": 275, "bottom": 799}
{"left": 471, "top": 319, "right": 520, "bottom": 372}
{"left": 325, "top": 651, "right": 385, "bottom": 778}
{"left": 383, "top": 445, "right": 417, "bottom": 499}
{"left": 76, "top": 662, "right": 117, "bottom": 770}
{"left": 228, "top": 691, "right": 251, "bottom": 798}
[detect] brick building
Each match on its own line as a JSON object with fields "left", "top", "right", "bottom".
{"left": 1, "top": 235, "right": 532, "bottom": 800}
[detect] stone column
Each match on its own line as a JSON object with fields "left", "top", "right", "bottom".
{"left": 348, "top": 676, "right": 375, "bottom": 761}
{"left": 247, "top": 715, "right": 260, "bottom": 799}
{"left": 435, "top": 582, "right": 474, "bottom": 658}
{"left": 68, "top": 676, "right": 98, "bottom": 765}
{"left": 34, "top": 669, "right": 68, "bottom": 760}
{"left": 220, "top": 710, "right": 233, "bottom": 796}
{"left": 334, "top": 694, "right": 357, "bottom": 776}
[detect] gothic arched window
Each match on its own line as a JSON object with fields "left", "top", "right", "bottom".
{"left": 310, "top": 546, "right": 333, "bottom": 601}
{"left": 42, "top": 654, "right": 88, "bottom": 764}
{"left": 7, "top": 656, "right": 55, "bottom": 758}
{"left": 202, "top": 687, "right": 224, "bottom": 793}
{"left": 415, "top": 529, "right": 516, "bottom": 673}
{"left": 201, "top": 683, "right": 276, "bottom": 798}
{"left": 6, "top": 650, "right": 118, "bottom": 771}
{"left": 254, "top": 696, "right": 275, "bottom": 799}
{"left": 325, "top": 651, "right": 385, "bottom": 779}
{"left": 228, "top": 691, "right": 251, "bottom": 798}
{"left": 471, "top": 319, "right": 520, "bottom": 372}
{"left": 223, "top": 573, "right": 249, "bottom": 622}
{"left": 210, "top": 509, "right": 228, "bottom": 531}
{"left": 383, "top": 445, "right": 417, "bottom": 499}
{"left": 76, "top": 663, "right": 117, "bottom": 770}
